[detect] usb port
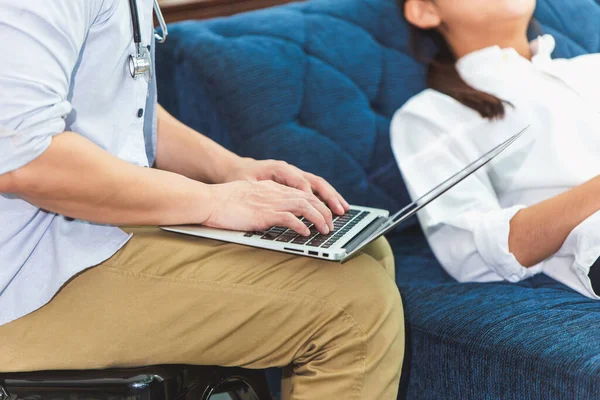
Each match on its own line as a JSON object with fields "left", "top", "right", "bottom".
{"left": 323, "top": 253, "right": 329, "bottom": 258}
{"left": 308, "top": 251, "right": 318, "bottom": 256}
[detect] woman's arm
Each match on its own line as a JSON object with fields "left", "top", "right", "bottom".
{"left": 509, "top": 176, "right": 600, "bottom": 267}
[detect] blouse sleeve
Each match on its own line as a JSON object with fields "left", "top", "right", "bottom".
{"left": 390, "top": 94, "right": 543, "bottom": 283}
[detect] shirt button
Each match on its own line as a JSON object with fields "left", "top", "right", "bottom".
{"left": 137, "top": 108, "right": 144, "bottom": 118}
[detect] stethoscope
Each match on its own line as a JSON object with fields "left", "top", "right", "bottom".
{"left": 128, "top": 0, "right": 168, "bottom": 82}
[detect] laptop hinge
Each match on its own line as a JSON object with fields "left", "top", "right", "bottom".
{"left": 342, "top": 216, "right": 387, "bottom": 255}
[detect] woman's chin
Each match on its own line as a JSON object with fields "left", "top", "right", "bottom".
{"left": 501, "top": 0, "right": 536, "bottom": 19}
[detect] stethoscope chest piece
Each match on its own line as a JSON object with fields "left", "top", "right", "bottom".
{"left": 129, "top": 43, "right": 153, "bottom": 82}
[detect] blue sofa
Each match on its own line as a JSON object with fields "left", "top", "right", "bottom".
{"left": 155, "top": 0, "right": 600, "bottom": 398}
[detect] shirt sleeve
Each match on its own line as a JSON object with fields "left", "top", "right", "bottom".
{"left": 390, "top": 96, "right": 543, "bottom": 283}
{"left": 0, "top": 0, "right": 99, "bottom": 175}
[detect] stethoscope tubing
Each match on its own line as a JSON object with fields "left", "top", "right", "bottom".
{"left": 129, "top": 0, "right": 143, "bottom": 45}
{"left": 129, "top": 0, "right": 168, "bottom": 46}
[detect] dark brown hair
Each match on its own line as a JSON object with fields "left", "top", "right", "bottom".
{"left": 399, "top": 0, "right": 512, "bottom": 120}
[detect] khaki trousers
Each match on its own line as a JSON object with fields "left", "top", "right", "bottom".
{"left": 0, "top": 227, "right": 404, "bottom": 400}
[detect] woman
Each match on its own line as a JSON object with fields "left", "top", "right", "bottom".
{"left": 391, "top": 0, "right": 600, "bottom": 298}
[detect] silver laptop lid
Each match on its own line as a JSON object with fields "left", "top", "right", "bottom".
{"left": 342, "top": 126, "right": 529, "bottom": 261}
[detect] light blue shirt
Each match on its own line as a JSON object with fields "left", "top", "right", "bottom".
{"left": 0, "top": 0, "right": 157, "bottom": 326}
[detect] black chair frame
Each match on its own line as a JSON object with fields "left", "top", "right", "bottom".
{"left": 0, "top": 365, "right": 272, "bottom": 400}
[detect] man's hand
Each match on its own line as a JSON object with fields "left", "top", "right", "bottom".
{"left": 206, "top": 180, "right": 336, "bottom": 235}
{"left": 226, "top": 158, "right": 351, "bottom": 216}
{"left": 155, "top": 106, "right": 351, "bottom": 234}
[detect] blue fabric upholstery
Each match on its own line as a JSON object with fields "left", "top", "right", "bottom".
{"left": 156, "top": 0, "right": 425, "bottom": 216}
{"left": 155, "top": 0, "right": 600, "bottom": 398}
{"left": 391, "top": 227, "right": 600, "bottom": 399}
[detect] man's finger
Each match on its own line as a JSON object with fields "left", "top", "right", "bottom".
{"left": 306, "top": 174, "right": 345, "bottom": 215}
{"left": 305, "top": 194, "right": 334, "bottom": 231}
{"left": 274, "top": 166, "right": 313, "bottom": 194}
{"left": 273, "top": 212, "right": 310, "bottom": 236}
{"left": 286, "top": 198, "right": 329, "bottom": 234}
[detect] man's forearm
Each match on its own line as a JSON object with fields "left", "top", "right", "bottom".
{"left": 509, "top": 175, "right": 600, "bottom": 267}
{"left": 1, "top": 131, "right": 212, "bottom": 226}
{"left": 155, "top": 105, "right": 243, "bottom": 184}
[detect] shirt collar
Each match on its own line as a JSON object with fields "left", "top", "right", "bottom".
{"left": 530, "top": 34, "right": 556, "bottom": 62}
{"left": 456, "top": 34, "right": 556, "bottom": 76}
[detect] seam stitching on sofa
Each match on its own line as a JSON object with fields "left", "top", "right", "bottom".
{"left": 363, "top": 47, "right": 391, "bottom": 177}
{"left": 238, "top": 121, "right": 372, "bottom": 182}
{"left": 215, "top": 31, "right": 375, "bottom": 102}
{"left": 298, "top": 9, "right": 413, "bottom": 58}
{"left": 212, "top": 31, "right": 381, "bottom": 165}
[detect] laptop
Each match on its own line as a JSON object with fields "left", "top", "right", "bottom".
{"left": 162, "top": 127, "right": 528, "bottom": 262}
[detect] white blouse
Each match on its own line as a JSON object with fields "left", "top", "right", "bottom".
{"left": 391, "top": 35, "right": 600, "bottom": 299}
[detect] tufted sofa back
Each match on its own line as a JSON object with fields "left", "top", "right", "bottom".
{"left": 156, "top": 0, "right": 600, "bottom": 226}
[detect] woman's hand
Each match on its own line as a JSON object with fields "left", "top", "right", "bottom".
{"left": 226, "top": 158, "right": 350, "bottom": 216}
{"left": 206, "top": 180, "right": 336, "bottom": 235}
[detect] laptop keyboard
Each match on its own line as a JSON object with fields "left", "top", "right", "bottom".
{"left": 246, "top": 209, "right": 369, "bottom": 249}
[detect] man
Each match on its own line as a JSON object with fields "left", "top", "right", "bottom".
{"left": 0, "top": 1, "right": 404, "bottom": 399}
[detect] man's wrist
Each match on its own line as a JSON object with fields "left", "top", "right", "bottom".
{"left": 183, "top": 180, "right": 215, "bottom": 225}
{"left": 214, "top": 156, "right": 252, "bottom": 183}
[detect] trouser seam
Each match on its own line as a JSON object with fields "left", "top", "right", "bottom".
{"left": 102, "top": 265, "right": 366, "bottom": 399}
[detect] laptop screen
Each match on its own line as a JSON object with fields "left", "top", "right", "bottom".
{"left": 342, "top": 126, "right": 529, "bottom": 261}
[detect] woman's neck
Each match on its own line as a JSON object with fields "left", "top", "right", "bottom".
{"left": 444, "top": 26, "right": 532, "bottom": 60}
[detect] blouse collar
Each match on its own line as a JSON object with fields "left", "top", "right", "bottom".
{"left": 456, "top": 34, "right": 556, "bottom": 77}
